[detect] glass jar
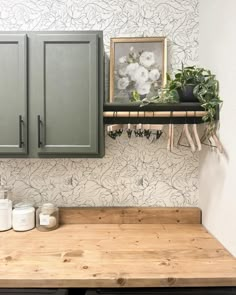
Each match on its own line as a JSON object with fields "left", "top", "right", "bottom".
{"left": 36, "top": 203, "right": 59, "bottom": 231}
{"left": 12, "top": 202, "right": 35, "bottom": 231}
{"left": 0, "top": 184, "right": 10, "bottom": 199}
{"left": 0, "top": 199, "right": 12, "bottom": 231}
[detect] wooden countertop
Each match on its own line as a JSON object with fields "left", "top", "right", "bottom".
{"left": 0, "top": 208, "right": 236, "bottom": 288}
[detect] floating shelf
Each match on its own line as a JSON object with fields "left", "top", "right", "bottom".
{"left": 103, "top": 102, "right": 219, "bottom": 125}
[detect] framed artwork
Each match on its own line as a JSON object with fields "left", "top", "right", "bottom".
{"left": 109, "top": 37, "right": 167, "bottom": 103}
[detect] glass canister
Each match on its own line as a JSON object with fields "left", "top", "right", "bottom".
{"left": 0, "top": 199, "right": 12, "bottom": 231}
{"left": 0, "top": 183, "right": 12, "bottom": 231}
{"left": 12, "top": 202, "right": 35, "bottom": 231}
{"left": 0, "top": 185, "right": 9, "bottom": 199}
{"left": 36, "top": 203, "right": 59, "bottom": 231}
{"left": 0, "top": 180, "right": 12, "bottom": 200}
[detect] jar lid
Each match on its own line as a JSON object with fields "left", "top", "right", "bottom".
{"left": 0, "top": 199, "right": 12, "bottom": 204}
{"left": 0, "top": 199, "right": 12, "bottom": 209}
{"left": 14, "top": 202, "right": 34, "bottom": 210}
{"left": 42, "top": 203, "right": 55, "bottom": 208}
{"left": 40, "top": 203, "right": 57, "bottom": 214}
{"left": 0, "top": 185, "right": 9, "bottom": 199}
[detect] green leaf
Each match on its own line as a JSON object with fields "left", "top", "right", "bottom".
{"left": 175, "top": 73, "right": 182, "bottom": 78}
{"left": 131, "top": 90, "right": 141, "bottom": 102}
{"left": 166, "top": 73, "right": 171, "bottom": 81}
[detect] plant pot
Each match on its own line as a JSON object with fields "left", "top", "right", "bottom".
{"left": 177, "top": 85, "right": 199, "bottom": 102}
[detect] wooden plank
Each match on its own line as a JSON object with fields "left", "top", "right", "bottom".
{"left": 0, "top": 224, "right": 236, "bottom": 288}
{"left": 103, "top": 111, "right": 207, "bottom": 117}
{"left": 59, "top": 207, "right": 201, "bottom": 224}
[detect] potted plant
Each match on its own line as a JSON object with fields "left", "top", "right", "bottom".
{"left": 142, "top": 64, "right": 222, "bottom": 134}
{"left": 167, "top": 64, "right": 204, "bottom": 102}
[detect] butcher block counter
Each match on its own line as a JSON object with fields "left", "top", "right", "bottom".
{"left": 0, "top": 207, "right": 236, "bottom": 288}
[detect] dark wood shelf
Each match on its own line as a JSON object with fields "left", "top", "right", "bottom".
{"left": 103, "top": 102, "right": 219, "bottom": 125}
{"left": 104, "top": 102, "right": 205, "bottom": 112}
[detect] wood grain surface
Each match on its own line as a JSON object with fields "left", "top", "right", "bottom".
{"left": 0, "top": 223, "right": 236, "bottom": 288}
{"left": 59, "top": 207, "right": 201, "bottom": 224}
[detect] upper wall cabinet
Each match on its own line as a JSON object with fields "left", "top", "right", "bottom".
{"left": 0, "top": 31, "right": 104, "bottom": 158}
{"left": 0, "top": 34, "right": 28, "bottom": 155}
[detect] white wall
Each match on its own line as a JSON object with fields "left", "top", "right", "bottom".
{"left": 199, "top": 0, "right": 236, "bottom": 256}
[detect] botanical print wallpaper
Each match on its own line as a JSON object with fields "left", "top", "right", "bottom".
{"left": 0, "top": 0, "right": 199, "bottom": 207}
{"left": 0, "top": 129, "right": 199, "bottom": 207}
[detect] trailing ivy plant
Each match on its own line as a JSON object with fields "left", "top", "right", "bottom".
{"left": 167, "top": 64, "right": 207, "bottom": 88}
{"left": 193, "top": 69, "right": 222, "bottom": 134}
{"left": 142, "top": 65, "right": 222, "bottom": 135}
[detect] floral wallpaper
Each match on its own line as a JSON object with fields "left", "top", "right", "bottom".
{"left": 0, "top": 129, "right": 199, "bottom": 207}
{"left": 0, "top": 0, "right": 199, "bottom": 207}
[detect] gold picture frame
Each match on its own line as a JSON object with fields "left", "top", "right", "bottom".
{"left": 109, "top": 37, "right": 167, "bottom": 103}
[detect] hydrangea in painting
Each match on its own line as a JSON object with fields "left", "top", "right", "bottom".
{"left": 114, "top": 45, "right": 163, "bottom": 102}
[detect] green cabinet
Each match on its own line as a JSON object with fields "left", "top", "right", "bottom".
{"left": 0, "top": 31, "right": 104, "bottom": 158}
{"left": 0, "top": 34, "right": 28, "bottom": 155}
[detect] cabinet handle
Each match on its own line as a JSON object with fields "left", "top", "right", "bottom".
{"left": 18, "top": 115, "right": 24, "bottom": 148}
{"left": 37, "top": 115, "right": 42, "bottom": 148}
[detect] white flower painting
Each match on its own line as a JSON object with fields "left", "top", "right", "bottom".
{"left": 117, "top": 77, "right": 129, "bottom": 89}
{"left": 140, "top": 51, "right": 155, "bottom": 67}
{"left": 110, "top": 37, "right": 167, "bottom": 103}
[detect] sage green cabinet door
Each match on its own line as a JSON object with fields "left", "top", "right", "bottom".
{"left": 32, "top": 33, "right": 99, "bottom": 155}
{"left": 0, "top": 34, "right": 28, "bottom": 155}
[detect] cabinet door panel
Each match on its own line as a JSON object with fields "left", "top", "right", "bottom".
{"left": 0, "top": 34, "right": 27, "bottom": 155}
{"left": 34, "top": 34, "right": 98, "bottom": 155}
